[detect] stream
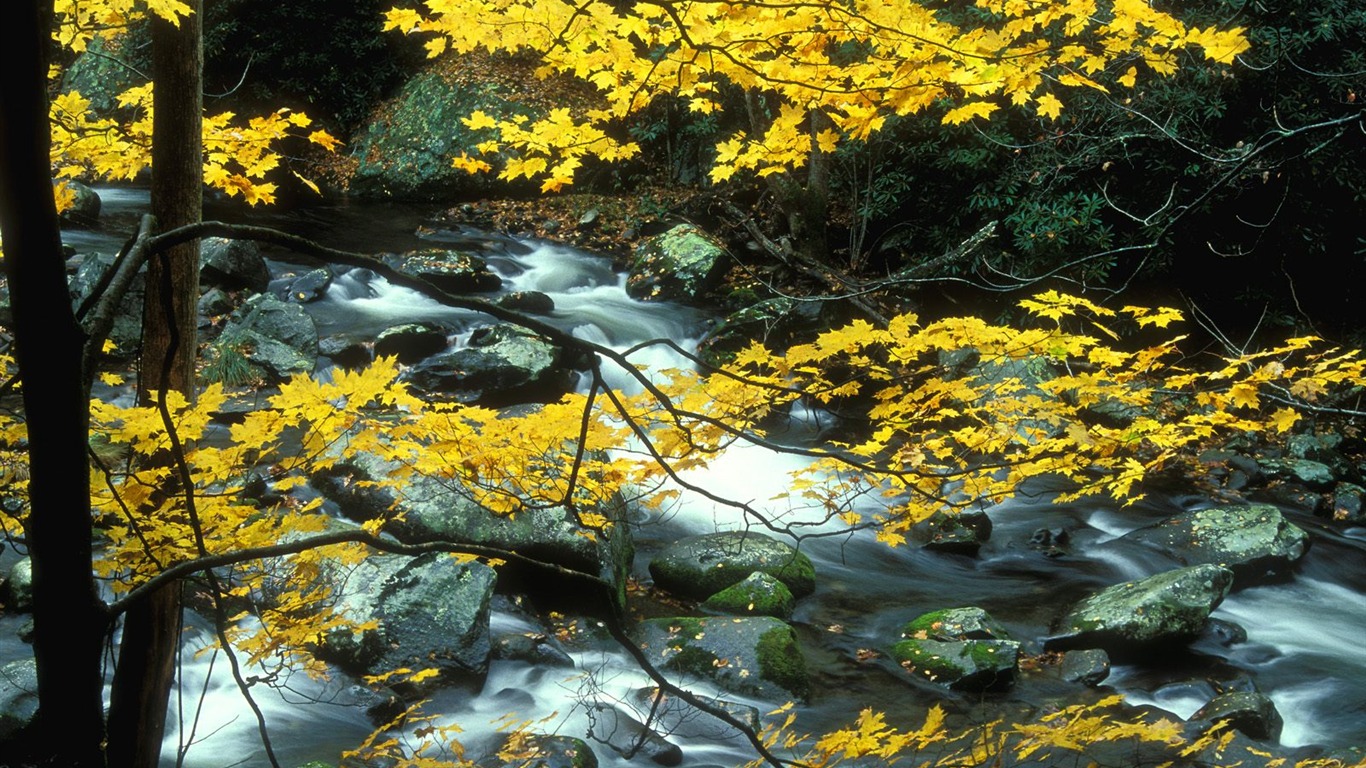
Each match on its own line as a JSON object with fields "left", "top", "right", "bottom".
{"left": 10, "top": 187, "right": 1366, "bottom": 766}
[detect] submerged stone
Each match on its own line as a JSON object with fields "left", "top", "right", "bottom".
{"left": 1049, "top": 564, "right": 1233, "bottom": 653}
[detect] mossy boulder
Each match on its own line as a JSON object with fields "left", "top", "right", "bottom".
{"left": 219, "top": 293, "right": 319, "bottom": 382}
{"left": 891, "top": 607, "right": 1018, "bottom": 691}
{"left": 700, "top": 571, "right": 795, "bottom": 619}
{"left": 637, "top": 616, "right": 809, "bottom": 702}
{"left": 649, "top": 531, "right": 815, "bottom": 601}
{"left": 1048, "top": 564, "right": 1234, "bottom": 654}
{"left": 1121, "top": 504, "right": 1308, "bottom": 584}
{"left": 626, "top": 224, "right": 729, "bottom": 304}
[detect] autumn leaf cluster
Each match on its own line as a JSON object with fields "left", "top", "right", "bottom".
{"left": 385, "top": 0, "right": 1249, "bottom": 189}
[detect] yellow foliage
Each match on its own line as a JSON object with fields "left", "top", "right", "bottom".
{"left": 383, "top": 0, "right": 1244, "bottom": 188}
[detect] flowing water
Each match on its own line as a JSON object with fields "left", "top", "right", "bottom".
{"left": 12, "top": 188, "right": 1366, "bottom": 766}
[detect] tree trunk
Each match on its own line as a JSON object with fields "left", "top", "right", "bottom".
{"left": 769, "top": 111, "right": 832, "bottom": 264}
{"left": 107, "top": 5, "right": 203, "bottom": 767}
{"left": 0, "top": 1, "right": 108, "bottom": 764}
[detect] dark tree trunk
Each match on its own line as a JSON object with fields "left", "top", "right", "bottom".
{"left": 769, "top": 111, "right": 832, "bottom": 264}
{"left": 0, "top": 1, "right": 108, "bottom": 764}
{"left": 107, "top": 6, "right": 203, "bottom": 767}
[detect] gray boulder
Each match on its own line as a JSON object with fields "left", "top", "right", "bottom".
{"left": 636, "top": 616, "right": 809, "bottom": 702}
{"left": 909, "top": 509, "right": 992, "bottom": 555}
{"left": 1121, "top": 504, "right": 1308, "bottom": 583}
{"left": 316, "top": 552, "right": 496, "bottom": 694}
{"left": 69, "top": 253, "right": 143, "bottom": 357}
{"left": 649, "top": 531, "right": 815, "bottom": 601}
{"left": 59, "top": 180, "right": 101, "bottom": 227}
{"left": 311, "top": 451, "right": 634, "bottom": 608}
{"left": 218, "top": 293, "right": 318, "bottom": 382}
{"left": 276, "top": 268, "right": 334, "bottom": 304}
{"left": 891, "top": 607, "right": 1019, "bottom": 691}
{"left": 626, "top": 224, "right": 728, "bottom": 304}
{"left": 375, "top": 322, "right": 449, "bottom": 364}
{"left": 2, "top": 558, "right": 33, "bottom": 612}
{"left": 1190, "top": 691, "right": 1283, "bottom": 741}
{"left": 1059, "top": 648, "right": 1111, "bottom": 686}
{"left": 1048, "top": 564, "right": 1234, "bottom": 653}
{"left": 0, "top": 658, "right": 38, "bottom": 741}
{"left": 200, "top": 237, "right": 271, "bottom": 294}
{"left": 401, "top": 324, "right": 575, "bottom": 405}
{"left": 380, "top": 249, "right": 501, "bottom": 294}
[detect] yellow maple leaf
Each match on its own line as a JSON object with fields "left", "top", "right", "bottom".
{"left": 942, "top": 101, "right": 1000, "bottom": 125}
{"left": 1035, "top": 93, "right": 1064, "bottom": 120}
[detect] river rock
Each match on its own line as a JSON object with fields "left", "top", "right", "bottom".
{"left": 1332, "top": 482, "right": 1366, "bottom": 522}
{"left": 311, "top": 451, "right": 635, "bottom": 609}
{"left": 1120, "top": 504, "right": 1308, "bottom": 583}
{"left": 218, "top": 293, "right": 318, "bottom": 382}
{"left": 891, "top": 607, "right": 1019, "bottom": 691}
{"left": 636, "top": 616, "right": 810, "bottom": 702}
{"left": 1059, "top": 648, "right": 1111, "bottom": 686}
{"left": 626, "top": 224, "right": 728, "bottom": 304}
{"left": 68, "top": 252, "right": 143, "bottom": 357}
{"left": 649, "top": 531, "right": 815, "bottom": 601}
{"left": 59, "top": 180, "right": 101, "bottom": 227}
{"left": 695, "top": 297, "right": 823, "bottom": 367}
{"left": 380, "top": 249, "right": 501, "bottom": 294}
{"left": 497, "top": 290, "right": 556, "bottom": 315}
{"left": 700, "top": 571, "right": 795, "bottom": 619}
{"left": 316, "top": 551, "right": 496, "bottom": 694}
{"left": 630, "top": 687, "right": 761, "bottom": 741}
{"left": 0, "top": 658, "right": 38, "bottom": 741}
{"left": 400, "top": 323, "right": 577, "bottom": 406}
{"left": 1048, "top": 564, "right": 1233, "bottom": 653}
{"left": 909, "top": 509, "right": 992, "bottom": 555}
{"left": 276, "top": 268, "right": 334, "bottom": 303}
{"left": 1, "top": 558, "right": 33, "bottom": 612}
{"left": 587, "top": 704, "right": 682, "bottom": 766}
{"left": 200, "top": 236, "right": 271, "bottom": 293}
{"left": 1189, "top": 691, "right": 1283, "bottom": 741}
{"left": 486, "top": 733, "right": 599, "bottom": 768}
{"left": 1258, "top": 458, "right": 1336, "bottom": 491}
{"left": 375, "top": 322, "right": 449, "bottom": 364}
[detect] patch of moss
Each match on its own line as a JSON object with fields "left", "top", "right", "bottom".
{"left": 756, "top": 626, "right": 810, "bottom": 701}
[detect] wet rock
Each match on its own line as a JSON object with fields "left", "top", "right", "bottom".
{"left": 491, "top": 632, "right": 575, "bottom": 668}
{"left": 1121, "top": 504, "right": 1308, "bottom": 584}
{"left": 649, "top": 531, "right": 816, "bottom": 601}
{"left": 891, "top": 607, "right": 1019, "bottom": 691}
{"left": 59, "top": 180, "right": 101, "bottom": 227}
{"left": 401, "top": 323, "right": 576, "bottom": 406}
{"left": 626, "top": 224, "right": 728, "bottom": 304}
{"left": 69, "top": 252, "right": 143, "bottom": 357}
{"left": 200, "top": 236, "right": 271, "bottom": 294}
{"left": 1059, "top": 648, "right": 1110, "bottom": 686}
{"left": 375, "top": 322, "right": 449, "bottom": 364}
{"left": 1201, "top": 618, "right": 1248, "bottom": 647}
{"left": 1331, "top": 482, "right": 1365, "bottom": 522}
{"left": 380, "top": 249, "right": 502, "bottom": 294}
{"left": 219, "top": 293, "right": 318, "bottom": 382}
{"left": 695, "top": 297, "right": 823, "bottom": 367}
{"left": 1028, "top": 526, "right": 1071, "bottom": 557}
{"left": 197, "top": 287, "right": 236, "bottom": 319}
{"left": 485, "top": 733, "right": 598, "bottom": 768}
{"left": 700, "top": 571, "right": 795, "bottom": 619}
{"left": 1048, "top": 564, "right": 1234, "bottom": 653}
{"left": 910, "top": 509, "right": 992, "bottom": 556}
{"left": 587, "top": 705, "right": 682, "bottom": 766}
{"left": 1259, "top": 458, "right": 1336, "bottom": 491}
{"left": 318, "top": 336, "right": 372, "bottom": 370}
{"left": 1, "top": 558, "right": 33, "bottom": 613}
{"left": 61, "top": 31, "right": 146, "bottom": 114}
{"left": 276, "top": 268, "right": 334, "bottom": 303}
{"left": 630, "top": 687, "right": 760, "bottom": 741}
{"left": 316, "top": 552, "right": 496, "bottom": 695}
{"left": 0, "top": 658, "right": 38, "bottom": 741}
{"left": 497, "top": 290, "right": 556, "bottom": 315}
{"left": 1190, "top": 691, "right": 1283, "bottom": 741}
{"left": 636, "top": 616, "right": 809, "bottom": 702}
{"left": 311, "top": 451, "right": 634, "bottom": 610}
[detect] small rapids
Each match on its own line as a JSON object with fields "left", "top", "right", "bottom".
{"left": 10, "top": 189, "right": 1365, "bottom": 766}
